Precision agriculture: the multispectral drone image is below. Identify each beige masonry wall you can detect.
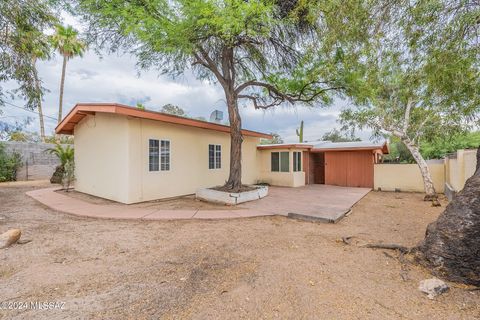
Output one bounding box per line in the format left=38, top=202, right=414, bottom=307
left=374, top=162, right=445, bottom=193
left=445, top=149, right=477, bottom=191
left=74, top=113, right=262, bottom=204
left=374, top=149, right=478, bottom=195
left=257, top=148, right=305, bottom=187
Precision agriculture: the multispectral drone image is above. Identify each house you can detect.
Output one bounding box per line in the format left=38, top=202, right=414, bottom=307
left=56, top=103, right=388, bottom=204
left=257, top=141, right=389, bottom=188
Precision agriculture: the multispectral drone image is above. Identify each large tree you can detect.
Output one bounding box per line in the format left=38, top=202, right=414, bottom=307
left=75, top=0, right=367, bottom=191
left=51, top=25, right=86, bottom=123
left=341, top=0, right=480, bottom=286
left=30, top=33, right=51, bottom=142
left=0, top=0, right=57, bottom=112
left=340, top=1, right=479, bottom=203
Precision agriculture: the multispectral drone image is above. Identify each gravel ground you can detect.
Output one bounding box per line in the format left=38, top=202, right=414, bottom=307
left=0, top=181, right=478, bottom=319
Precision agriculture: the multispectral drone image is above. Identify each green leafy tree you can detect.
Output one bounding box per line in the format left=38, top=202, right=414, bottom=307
left=421, top=132, right=480, bottom=160
left=340, top=1, right=479, bottom=203
left=321, top=128, right=360, bottom=143
left=51, top=25, right=87, bottom=123
left=75, top=0, right=364, bottom=191
left=337, top=0, right=480, bottom=286
left=161, top=104, right=187, bottom=117
left=260, top=133, right=283, bottom=145
left=0, top=0, right=57, bottom=111
left=383, top=139, right=415, bottom=163
left=8, top=131, right=40, bottom=143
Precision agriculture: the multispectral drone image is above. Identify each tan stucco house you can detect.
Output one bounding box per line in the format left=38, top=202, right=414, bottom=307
left=56, top=103, right=388, bottom=204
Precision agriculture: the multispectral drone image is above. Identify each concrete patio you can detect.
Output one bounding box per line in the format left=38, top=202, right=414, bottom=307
left=26, top=185, right=370, bottom=222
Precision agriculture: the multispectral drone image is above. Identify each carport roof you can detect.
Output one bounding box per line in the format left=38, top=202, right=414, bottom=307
left=257, top=141, right=389, bottom=153
left=311, top=141, right=389, bottom=153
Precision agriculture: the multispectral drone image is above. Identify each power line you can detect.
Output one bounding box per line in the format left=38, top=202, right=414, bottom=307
left=2, top=101, right=58, bottom=122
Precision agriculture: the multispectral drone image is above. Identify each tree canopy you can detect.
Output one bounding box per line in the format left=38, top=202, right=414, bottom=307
left=161, top=104, right=187, bottom=117
left=322, top=128, right=360, bottom=143
left=0, top=0, right=57, bottom=110
left=339, top=0, right=480, bottom=200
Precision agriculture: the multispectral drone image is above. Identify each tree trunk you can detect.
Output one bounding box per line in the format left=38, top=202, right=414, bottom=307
left=58, top=55, right=67, bottom=124
left=402, top=138, right=439, bottom=204
left=224, top=90, right=243, bottom=191
left=32, top=57, right=45, bottom=142
left=418, top=148, right=480, bottom=286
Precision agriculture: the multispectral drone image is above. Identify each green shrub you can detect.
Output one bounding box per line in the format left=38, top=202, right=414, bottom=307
left=46, top=144, right=74, bottom=166
left=0, top=143, right=22, bottom=182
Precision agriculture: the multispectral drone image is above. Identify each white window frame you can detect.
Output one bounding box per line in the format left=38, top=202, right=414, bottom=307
left=293, top=151, right=302, bottom=172
left=160, top=139, right=171, bottom=171
left=209, top=144, right=221, bottom=169
left=148, top=138, right=171, bottom=172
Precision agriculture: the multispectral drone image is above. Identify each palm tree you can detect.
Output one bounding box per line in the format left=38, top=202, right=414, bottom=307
left=46, top=143, right=74, bottom=166
left=30, top=37, right=51, bottom=142
left=46, top=143, right=74, bottom=186
left=50, top=25, right=86, bottom=124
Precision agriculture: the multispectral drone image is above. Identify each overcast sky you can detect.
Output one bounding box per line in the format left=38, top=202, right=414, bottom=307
left=1, top=13, right=372, bottom=143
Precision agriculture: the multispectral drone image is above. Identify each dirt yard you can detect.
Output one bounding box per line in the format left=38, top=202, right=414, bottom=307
left=0, top=182, right=478, bottom=319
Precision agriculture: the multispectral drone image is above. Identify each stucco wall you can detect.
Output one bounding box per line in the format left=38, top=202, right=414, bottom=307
left=74, top=114, right=262, bottom=203
left=257, top=148, right=306, bottom=187
left=74, top=114, right=130, bottom=202
left=374, top=162, right=445, bottom=193
left=445, top=149, right=477, bottom=191
left=126, top=117, right=261, bottom=203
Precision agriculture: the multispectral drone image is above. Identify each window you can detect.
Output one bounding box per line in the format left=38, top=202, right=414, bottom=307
left=160, top=140, right=170, bottom=171
left=293, top=152, right=302, bottom=172
left=271, top=152, right=289, bottom=172
left=271, top=152, right=280, bottom=172
left=149, top=139, right=170, bottom=172
left=209, top=144, right=221, bottom=169
left=149, top=139, right=159, bottom=171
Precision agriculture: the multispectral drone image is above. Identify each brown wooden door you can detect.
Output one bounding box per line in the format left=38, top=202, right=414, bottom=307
left=312, top=153, right=325, bottom=184
left=324, top=151, right=373, bottom=188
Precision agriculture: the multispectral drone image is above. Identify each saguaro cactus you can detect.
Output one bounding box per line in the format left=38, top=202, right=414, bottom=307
left=296, top=120, right=304, bottom=143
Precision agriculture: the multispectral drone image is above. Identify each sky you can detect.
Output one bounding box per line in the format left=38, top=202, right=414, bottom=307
left=1, top=14, right=372, bottom=143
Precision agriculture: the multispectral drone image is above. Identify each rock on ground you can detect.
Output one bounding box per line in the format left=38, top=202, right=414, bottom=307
left=0, top=229, right=21, bottom=249
left=419, top=278, right=449, bottom=299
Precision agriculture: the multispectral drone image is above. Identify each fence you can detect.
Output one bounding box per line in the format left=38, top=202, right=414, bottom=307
left=374, top=149, right=477, bottom=199
left=2, top=141, right=61, bottom=181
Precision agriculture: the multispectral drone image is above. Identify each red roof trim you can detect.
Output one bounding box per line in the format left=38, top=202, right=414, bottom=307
left=257, top=144, right=313, bottom=150
left=56, top=103, right=273, bottom=139
left=310, top=143, right=389, bottom=154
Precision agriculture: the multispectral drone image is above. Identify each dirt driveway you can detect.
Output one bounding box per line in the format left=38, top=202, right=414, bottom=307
left=0, top=182, right=478, bottom=319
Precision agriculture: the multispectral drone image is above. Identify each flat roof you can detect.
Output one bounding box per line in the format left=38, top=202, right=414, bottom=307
left=311, top=141, right=389, bottom=153
left=257, top=143, right=314, bottom=150
left=257, top=141, right=389, bottom=153
left=55, top=103, right=273, bottom=139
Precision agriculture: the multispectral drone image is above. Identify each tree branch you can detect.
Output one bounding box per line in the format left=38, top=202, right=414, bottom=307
left=403, top=98, right=414, bottom=135
left=195, top=46, right=227, bottom=88
left=235, top=79, right=343, bottom=109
